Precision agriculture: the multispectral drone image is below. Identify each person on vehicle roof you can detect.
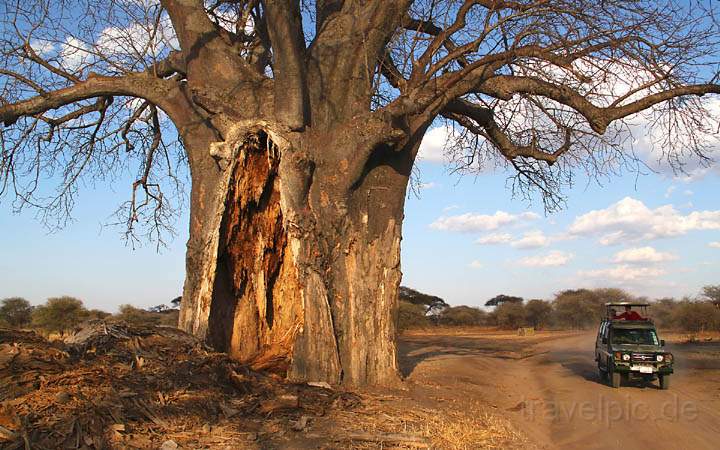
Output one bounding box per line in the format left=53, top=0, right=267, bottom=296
left=615, top=305, right=642, bottom=320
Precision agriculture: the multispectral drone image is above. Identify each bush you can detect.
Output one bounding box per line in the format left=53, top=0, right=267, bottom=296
left=551, top=289, right=608, bottom=329
left=673, top=300, right=720, bottom=332
left=114, top=304, right=162, bottom=326
left=495, top=302, right=526, bottom=329
left=32, top=296, right=87, bottom=335
left=0, top=297, right=33, bottom=328
left=438, top=306, right=486, bottom=326
left=397, top=301, right=428, bottom=330
left=525, top=299, right=552, bottom=329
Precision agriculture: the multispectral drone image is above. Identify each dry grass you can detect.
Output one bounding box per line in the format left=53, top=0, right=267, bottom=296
left=662, top=330, right=720, bottom=344
left=324, top=393, right=525, bottom=449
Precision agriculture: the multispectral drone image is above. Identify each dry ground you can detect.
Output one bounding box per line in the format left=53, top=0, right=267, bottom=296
left=399, top=328, right=720, bottom=450
left=3, top=325, right=718, bottom=449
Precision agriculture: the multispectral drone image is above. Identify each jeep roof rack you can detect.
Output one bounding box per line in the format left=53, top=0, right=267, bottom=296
left=604, top=302, right=650, bottom=306
left=605, top=302, right=652, bottom=322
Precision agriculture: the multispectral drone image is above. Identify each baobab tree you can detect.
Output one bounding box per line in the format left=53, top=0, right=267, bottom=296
left=1, top=0, right=719, bottom=385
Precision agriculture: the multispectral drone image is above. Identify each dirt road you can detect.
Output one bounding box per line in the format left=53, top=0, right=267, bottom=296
left=399, top=331, right=720, bottom=450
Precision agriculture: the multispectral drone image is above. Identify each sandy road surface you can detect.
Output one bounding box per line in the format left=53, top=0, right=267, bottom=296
left=399, top=331, right=720, bottom=450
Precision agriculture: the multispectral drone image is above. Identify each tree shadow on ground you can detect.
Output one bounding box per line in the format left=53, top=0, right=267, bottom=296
left=397, top=335, right=532, bottom=378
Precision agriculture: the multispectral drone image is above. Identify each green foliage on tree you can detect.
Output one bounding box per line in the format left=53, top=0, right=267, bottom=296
left=0, top=297, right=33, bottom=328
left=32, top=296, right=87, bottom=335
left=485, top=294, right=524, bottom=307
left=438, top=306, right=486, bottom=326
left=397, top=301, right=429, bottom=331
left=114, top=304, right=162, bottom=327
left=551, top=289, right=607, bottom=330
left=399, top=286, right=448, bottom=315
left=494, top=302, right=527, bottom=329
left=86, top=309, right=112, bottom=320
left=674, top=300, right=720, bottom=332
left=524, top=299, right=553, bottom=329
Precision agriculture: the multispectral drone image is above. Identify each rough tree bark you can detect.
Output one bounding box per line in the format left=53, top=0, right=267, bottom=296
left=178, top=124, right=418, bottom=385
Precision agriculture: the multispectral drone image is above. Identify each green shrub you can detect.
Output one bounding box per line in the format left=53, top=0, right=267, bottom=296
left=114, top=304, right=162, bottom=326
left=0, top=297, right=33, bottom=328
left=438, top=305, right=486, bottom=326
left=524, top=299, right=552, bottom=329
left=398, top=301, right=428, bottom=330
left=32, top=296, right=87, bottom=335
left=495, top=302, right=527, bottom=329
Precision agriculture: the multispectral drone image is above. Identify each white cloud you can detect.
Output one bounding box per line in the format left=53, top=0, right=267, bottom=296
left=684, top=190, right=694, bottom=196
left=431, top=211, right=539, bottom=232
left=612, top=246, right=676, bottom=264
left=96, top=16, right=178, bottom=62
left=418, top=182, right=438, bottom=190
left=569, top=197, right=720, bottom=245
left=30, top=39, right=55, bottom=56
left=709, top=241, right=720, bottom=248
left=579, top=265, right=666, bottom=282
left=59, top=37, right=91, bottom=72
left=511, top=230, right=551, bottom=249
left=417, top=126, right=450, bottom=163
left=443, top=204, right=460, bottom=212
left=518, top=250, right=573, bottom=267
left=475, top=233, right=513, bottom=245
left=664, top=185, right=676, bottom=198
left=469, top=260, right=484, bottom=269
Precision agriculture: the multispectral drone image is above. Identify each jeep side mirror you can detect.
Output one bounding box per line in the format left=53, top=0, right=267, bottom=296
left=660, top=339, right=665, bottom=346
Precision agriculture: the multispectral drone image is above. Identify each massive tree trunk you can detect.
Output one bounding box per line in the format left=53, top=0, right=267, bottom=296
left=178, top=125, right=414, bottom=385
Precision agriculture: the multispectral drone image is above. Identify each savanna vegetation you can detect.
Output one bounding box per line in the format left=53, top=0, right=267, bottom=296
left=0, top=296, right=179, bottom=336
left=397, top=284, right=720, bottom=333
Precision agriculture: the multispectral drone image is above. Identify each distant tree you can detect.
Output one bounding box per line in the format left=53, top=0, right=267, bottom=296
left=0, top=297, right=33, bottom=328
left=551, top=289, right=607, bottom=329
left=650, top=298, right=680, bottom=329
left=32, top=296, right=87, bottom=336
left=158, top=309, right=180, bottom=327
left=115, top=304, right=161, bottom=327
left=700, top=285, right=720, bottom=307
left=495, top=302, right=527, bottom=329
left=397, top=301, right=429, bottom=331
left=592, top=288, right=634, bottom=304
left=170, top=297, right=182, bottom=308
left=438, top=306, right=486, bottom=327
left=674, top=300, right=720, bottom=332
left=525, top=299, right=552, bottom=329
left=399, top=287, right=448, bottom=315
left=485, top=294, right=524, bottom=307
left=86, top=309, right=112, bottom=320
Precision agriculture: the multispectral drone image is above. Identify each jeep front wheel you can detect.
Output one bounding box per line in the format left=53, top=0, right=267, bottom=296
left=659, top=375, right=670, bottom=390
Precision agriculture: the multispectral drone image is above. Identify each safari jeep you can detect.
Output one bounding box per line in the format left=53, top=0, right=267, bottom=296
left=594, top=302, right=674, bottom=389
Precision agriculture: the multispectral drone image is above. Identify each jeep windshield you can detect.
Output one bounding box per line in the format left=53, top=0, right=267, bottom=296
left=611, top=328, right=659, bottom=346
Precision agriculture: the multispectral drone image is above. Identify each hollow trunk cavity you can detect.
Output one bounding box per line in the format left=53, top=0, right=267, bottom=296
left=180, top=131, right=407, bottom=386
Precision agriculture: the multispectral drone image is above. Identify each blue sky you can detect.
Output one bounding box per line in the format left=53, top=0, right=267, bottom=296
left=1, top=124, right=718, bottom=312
left=1, top=1, right=718, bottom=311
left=404, top=148, right=719, bottom=307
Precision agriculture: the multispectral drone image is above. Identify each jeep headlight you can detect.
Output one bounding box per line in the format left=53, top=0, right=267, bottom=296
left=622, top=353, right=631, bottom=361
left=656, top=354, right=664, bottom=362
